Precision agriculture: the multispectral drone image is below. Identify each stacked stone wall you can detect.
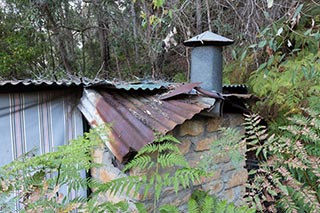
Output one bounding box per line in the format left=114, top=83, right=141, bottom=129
left=91, top=113, right=248, bottom=211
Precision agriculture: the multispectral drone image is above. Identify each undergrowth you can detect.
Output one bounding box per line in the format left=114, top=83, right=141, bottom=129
left=188, top=190, right=255, bottom=213
left=0, top=127, right=101, bottom=212
left=245, top=109, right=320, bottom=212
left=95, top=134, right=207, bottom=212
left=0, top=125, right=130, bottom=212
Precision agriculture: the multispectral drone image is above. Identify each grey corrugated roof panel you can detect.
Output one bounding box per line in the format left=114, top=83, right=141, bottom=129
left=0, top=79, right=80, bottom=87
left=184, top=31, right=234, bottom=47
left=223, top=84, right=247, bottom=88
left=0, top=79, right=173, bottom=92
left=78, top=84, right=216, bottom=163
left=113, top=82, right=171, bottom=91
left=223, top=84, right=248, bottom=94
left=0, top=78, right=122, bottom=88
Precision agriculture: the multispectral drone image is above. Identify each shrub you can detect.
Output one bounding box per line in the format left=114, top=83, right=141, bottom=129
left=245, top=109, right=320, bottom=212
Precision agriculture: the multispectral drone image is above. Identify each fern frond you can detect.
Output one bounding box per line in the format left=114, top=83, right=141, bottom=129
left=158, top=152, right=188, bottom=168
left=202, top=195, right=214, bottom=213
left=309, top=156, right=320, bottom=181
left=87, top=199, right=129, bottom=213
left=136, top=137, right=181, bottom=158
left=143, top=176, right=154, bottom=199
left=154, top=173, right=163, bottom=200
left=246, top=109, right=320, bottom=212
left=135, top=143, right=159, bottom=157
left=215, top=199, right=228, bottom=212
left=154, top=135, right=180, bottom=144
left=296, top=187, right=320, bottom=210
left=284, top=157, right=308, bottom=170
left=124, top=155, right=154, bottom=171
left=188, top=198, right=200, bottom=213
left=96, top=175, right=145, bottom=198
left=134, top=202, right=147, bottom=213
left=157, top=142, right=181, bottom=153
left=244, top=113, right=268, bottom=154
left=159, top=204, right=180, bottom=213
left=171, top=168, right=206, bottom=192
left=278, top=196, right=298, bottom=213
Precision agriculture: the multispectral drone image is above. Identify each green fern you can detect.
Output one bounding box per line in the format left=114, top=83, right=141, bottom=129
left=245, top=109, right=320, bottom=212
left=159, top=204, right=180, bottom=213
left=188, top=190, right=255, bottom=213
left=97, top=134, right=207, bottom=212
left=0, top=125, right=128, bottom=212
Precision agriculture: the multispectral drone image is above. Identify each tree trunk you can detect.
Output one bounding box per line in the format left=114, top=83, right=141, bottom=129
left=131, top=1, right=139, bottom=62
left=37, top=2, right=74, bottom=74
left=94, top=1, right=110, bottom=77
left=62, top=0, right=76, bottom=67
left=142, top=1, right=155, bottom=78
left=196, top=0, right=203, bottom=34
left=97, top=19, right=110, bottom=75
left=205, top=0, right=212, bottom=31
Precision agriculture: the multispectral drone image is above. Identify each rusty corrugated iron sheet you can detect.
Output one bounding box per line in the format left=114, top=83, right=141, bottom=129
left=159, top=82, right=201, bottom=100
left=78, top=85, right=216, bottom=162
left=195, top=87, right=225, bottom=100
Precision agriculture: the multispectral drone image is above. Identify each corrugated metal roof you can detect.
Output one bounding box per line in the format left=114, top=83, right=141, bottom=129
left=0, top=79, right=113, bottom=87
left=0, top=79, right=172, bottom=92
left=78, top=85, right=216, bottom=162
left=113, top=82, right=170, bottom=91
left=0, top=79, right=248, bottom=93
left=160, top=82, right=201, bottom=100
left=223, top=84, right=248, bottom=95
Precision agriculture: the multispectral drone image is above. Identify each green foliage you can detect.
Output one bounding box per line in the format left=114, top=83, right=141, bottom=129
left=243, top=114, right=268, bottom=159
left=96, top=134, right=207, bottom=212
left=246, top=2, right=320, bottom=121
left=158, top=204, right=180, bottom=213
left=225, top=2, right=320, bottom=123
left=245, top=109, right=320, bottom=212
left=188, top=190, right=256, bottom=213
left=0, top=126, right=128, bottom=212
left=172, top=72, right=187, bottom=83
left=86, top=199, right=130, bottom=213
left=223, top=47, right=256, bottom=84
left=0, top=7, right=46, bottom=78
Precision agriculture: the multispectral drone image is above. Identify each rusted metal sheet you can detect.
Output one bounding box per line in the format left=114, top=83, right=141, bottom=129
left=79, top=87, right=216, bottom=163
left=195, top=87, right=224, bottom=100
left=159, top=82, right=201, bottom=100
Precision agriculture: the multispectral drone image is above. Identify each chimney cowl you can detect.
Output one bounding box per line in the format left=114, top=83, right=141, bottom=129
left=184, top=31, right=234, bottom=47
left=184, top=31, right=234, bottom=117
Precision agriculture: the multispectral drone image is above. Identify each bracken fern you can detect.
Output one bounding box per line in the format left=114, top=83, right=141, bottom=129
left=245, top=109, right=320, bottom=212
left=96, top=134, right=206, bottom=212
left=188, top=190, right=255, bottom=213
left=0, top=125, right=129, bottom=212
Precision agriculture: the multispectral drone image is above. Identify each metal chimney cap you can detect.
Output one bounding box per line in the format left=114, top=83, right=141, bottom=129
left=183, top=31, right=234, bottom=47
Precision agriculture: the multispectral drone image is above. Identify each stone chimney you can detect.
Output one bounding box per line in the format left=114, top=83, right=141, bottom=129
left=183, top=31, right=234, bottom=93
